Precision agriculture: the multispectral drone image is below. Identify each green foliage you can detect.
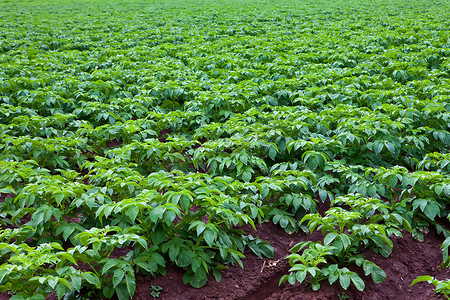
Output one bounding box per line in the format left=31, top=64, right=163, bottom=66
left=411, top=276, right=450, bottom=299
left=338, top=292, right=350, bottom=300
left=280, top=195, right=396, bottom=291
left=279, top=241, right=381, bottom=291
left=150, top=285, right=162, bottom=298
left=442, top=236, right=450, bottom=269
left=0, top=242, right=92, bottom=300
left=0, top=0, right=449, bottom=297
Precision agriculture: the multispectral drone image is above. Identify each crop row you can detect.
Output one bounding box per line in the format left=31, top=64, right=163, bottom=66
left=0, top=0, right=449, bottom=299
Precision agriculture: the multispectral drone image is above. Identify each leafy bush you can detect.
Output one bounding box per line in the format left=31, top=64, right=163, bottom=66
left=0, top=0, right=449, bottom=298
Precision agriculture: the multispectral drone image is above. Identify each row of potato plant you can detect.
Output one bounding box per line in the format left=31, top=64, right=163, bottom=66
left=1, top=0, right=449, bottom=298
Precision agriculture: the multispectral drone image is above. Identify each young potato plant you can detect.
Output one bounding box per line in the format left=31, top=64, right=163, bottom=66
left=281, top=195, right=412, bottom=291
left=259, top=170, right=317, bottom=233
left=365, top=166, right=448, bottom=241
left=0, top=242, right=93, bottom=300
left=93, top=174, right=274, bottom=288
left=279, top=241, right=376, bottom=292
left=69, top=226, right=150, bottom=300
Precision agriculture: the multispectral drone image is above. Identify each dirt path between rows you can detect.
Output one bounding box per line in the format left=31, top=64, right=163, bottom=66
left=136, top=222, right=449, bottom=300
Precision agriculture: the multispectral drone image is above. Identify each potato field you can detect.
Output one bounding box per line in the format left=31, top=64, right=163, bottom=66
left=0, top=0, right=449, bottom=299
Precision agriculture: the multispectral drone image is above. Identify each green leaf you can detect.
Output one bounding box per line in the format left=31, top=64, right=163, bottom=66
left=279, top=216, right=289, bottom=228
left=176, top=248, right=194, bottom=268
left=411, top=276, right=433, bottom=286
left=373, top=141, right=383, bottom=154
left=183, top=269, right=207, bottom=288
left=72, top=275, right=82, bottom=291
left=83, top=272, right=100, bottom=288
left=423, top=200, right=440, bottom=220
left=339, top=273, right=351, bottom=290
left=319, top=189, right=328, bottom=202
left=239, top=153, right=248, bottom=165
left=58, top=277, right=72, bottom=290
left=434, top=184, right=444, bottom=196
left=48, top=277, right=58, bottom=289
left=288, top=273, right=296, bottom=285
left=56, top=283, right=69, bottom=300
left=10, top=295, right=27, bottom=300
left=169, top=244, right=180, bottom=261
left=103, top=285, right=115, bottom=298
left=125, top=274, right=136, bottom=297
left=0, top=269, right=8, bottom=284
left=58, top=252, right=77, bottom=265
left=371, top=265, right=386, bottom=283
left=150, top=225, right=167, bottom=245
left=368, top=185, right=377, bottom=198
left=295, top=270, right=307, bottom=283
left=349, top=273, right=365, bottom=291
left=203, top=230, right=217, bottom=246
left=113, top=269, right=125, bottom=288
left=125, top=206, right=139, bottom=223
left=149, top=206, right=165, bottom=223
left=242, top=171, right=252, bottom=182
left=213, top=268, right=222, bottom=282
left=259, top=243, right=274, bottom=258
left=328, top=269, right=339, bottom=285
left=195, top=222, right=206, bottom=236
left=55, top=193, right=64, bottom=206
left=115, top=283, right=130, bottom=300
left=324, top=233, right=338, bottom=245
left=441, top=237, right=450, bottom=251
left=307, top=267, right=317, bottom=277
left=339, top=234, right=351, bottom=250
left=307, top=156, right=319, bottom=171
left=164, top=209, right=176, bottom=226
left=62, top=226, right=75, bottom=241
left=191, top=257, right=201, bottom=272
left=268, top=147, right=277, bottom=160
left=385, top=142, right=395, bottom=154
left=180, top=195, right=191, bottom=211
left=102, top=259, right=119, bottom=274
left=388, top=176, right=398, bottom=188
left=279, top=274, right=289, bottom=285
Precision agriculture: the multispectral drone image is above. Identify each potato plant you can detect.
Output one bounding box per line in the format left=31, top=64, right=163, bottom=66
left=0, top=0, right=449, bottom=298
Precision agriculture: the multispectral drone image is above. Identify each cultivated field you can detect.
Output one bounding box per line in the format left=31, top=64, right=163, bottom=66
left=0, top=0, right=449, bottom=299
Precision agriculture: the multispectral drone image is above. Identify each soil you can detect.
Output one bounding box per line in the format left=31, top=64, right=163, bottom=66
left=133, top=222, right=449, bottom=300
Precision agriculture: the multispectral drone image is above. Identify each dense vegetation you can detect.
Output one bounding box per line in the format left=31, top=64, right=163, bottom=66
left=0, top=0, right=449, bottom=299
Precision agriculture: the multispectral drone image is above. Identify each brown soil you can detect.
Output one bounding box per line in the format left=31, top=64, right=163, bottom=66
left=133, top=222, right=449, bottom=300
left=105, top=139, right=123, bottom=149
